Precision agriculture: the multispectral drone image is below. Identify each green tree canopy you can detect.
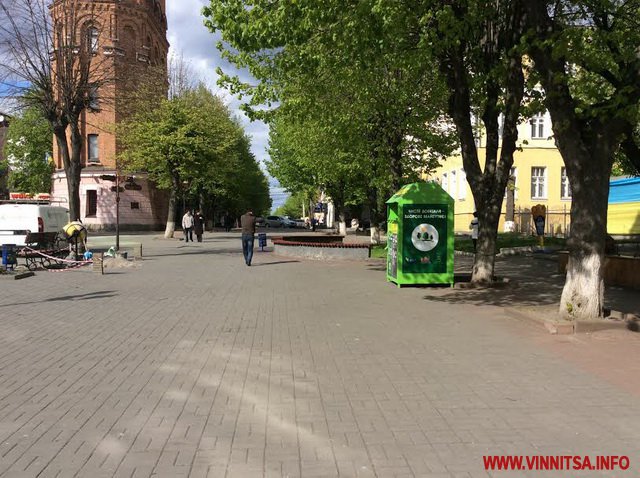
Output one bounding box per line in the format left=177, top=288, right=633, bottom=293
left=2, top=105, right=54, bottom=194
left=204, top=0, right=456, bottom=228
left=119, top=83, right=270, bottom=235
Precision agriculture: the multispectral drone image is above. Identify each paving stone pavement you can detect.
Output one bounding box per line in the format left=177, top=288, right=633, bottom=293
left=1, top=233, right=639, bottom=478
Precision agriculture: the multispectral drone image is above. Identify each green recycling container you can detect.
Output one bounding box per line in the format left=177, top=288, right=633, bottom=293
left=386, top=182, right=454, bottom=286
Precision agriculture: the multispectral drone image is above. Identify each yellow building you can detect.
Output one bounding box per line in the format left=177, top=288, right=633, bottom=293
left=427, top=111, right=572, bottom=234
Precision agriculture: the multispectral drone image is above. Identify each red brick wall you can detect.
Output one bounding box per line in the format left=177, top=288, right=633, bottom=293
left=51, top=0, right=169, bottom=170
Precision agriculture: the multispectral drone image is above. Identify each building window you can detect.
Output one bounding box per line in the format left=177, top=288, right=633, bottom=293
left=530, top=112, right=545, bottom=139
left=442, top=173, right=448, bottom=193
left=86, top=190, right=97, bottom=217
left=131, top=201, right=140, bottom=210
left=88, top=27, right=99, bottom=53
left=459, top=169, right=467, bottom=200
left=561, top=167, right=572, bottom=199
left=88, top=85, right=99, bottom=110
left=531, top=167, right=547, bottom=199
left=88, top=134, right=99, bottom=163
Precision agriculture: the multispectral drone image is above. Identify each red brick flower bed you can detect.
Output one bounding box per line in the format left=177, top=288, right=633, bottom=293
left=272, top=236, right=370, bottom=249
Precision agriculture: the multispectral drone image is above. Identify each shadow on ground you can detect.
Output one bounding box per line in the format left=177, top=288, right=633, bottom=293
left=0, top=290, right=118, bottom=308
left=251, top=260, right=300, bottom=267
left=423, top=254, right=565, bottom=308
left=415, top=254, right=640, bottom=315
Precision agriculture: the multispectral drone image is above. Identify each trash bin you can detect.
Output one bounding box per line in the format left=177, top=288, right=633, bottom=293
left=2, top=244, right=17, bottom=270
left=258, top=233, right=267, bottom=251
left=386, top=182, right=455, bottom=287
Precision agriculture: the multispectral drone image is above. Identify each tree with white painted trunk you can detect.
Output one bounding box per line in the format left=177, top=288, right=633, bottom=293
left=524, top=1, right=640, bottom=319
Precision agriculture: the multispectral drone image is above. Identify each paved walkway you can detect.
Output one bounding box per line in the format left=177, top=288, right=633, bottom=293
left=0, top=233, right=639, bottom=477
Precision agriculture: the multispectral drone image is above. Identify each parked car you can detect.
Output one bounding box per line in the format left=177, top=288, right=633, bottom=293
left=282, top=216, right=297, bottom=228
left=264, top=215, right=286, bottom=228
left=293, top=218, right=306, bottom=228
left=0, top=202, right=69, bottom=246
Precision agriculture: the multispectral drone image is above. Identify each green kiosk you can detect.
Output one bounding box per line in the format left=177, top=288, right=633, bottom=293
left=386, top=182, right=454, bottom=286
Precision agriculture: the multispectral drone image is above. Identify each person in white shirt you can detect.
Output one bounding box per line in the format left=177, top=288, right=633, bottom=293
left=182, top=209, right=194, bottom=243
left=469, top=211, right=479, bottom=252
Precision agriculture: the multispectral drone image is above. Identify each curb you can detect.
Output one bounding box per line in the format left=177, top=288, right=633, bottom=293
left=505, top=306, right=639, bottom=335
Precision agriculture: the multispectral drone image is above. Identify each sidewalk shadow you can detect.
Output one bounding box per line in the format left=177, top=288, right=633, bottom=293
left=252, top=260, right=300, bottom=267
left=423, top=255, right=565, bottom=308
left=45, top=290, right=118, bottom=302
left=0, top=290, right=118, bottom=308
left=421, top=255, right=640, bottom=315
left=146, top=248, right=246, bottom=258
left=366, top=260, right=386, bottom=272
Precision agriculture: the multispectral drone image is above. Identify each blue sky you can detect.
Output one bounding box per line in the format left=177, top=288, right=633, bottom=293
left=166, top=1, right=287, bottom=212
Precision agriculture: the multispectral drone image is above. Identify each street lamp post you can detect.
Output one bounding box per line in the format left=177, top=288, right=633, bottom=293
left=100, top=166, right=123, bottom=253
left=115, top=167, right=120, bottom=252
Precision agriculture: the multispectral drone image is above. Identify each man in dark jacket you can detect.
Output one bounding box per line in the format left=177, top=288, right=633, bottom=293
left=193, top=210, right=205, bottom=242
left=224, top=213, right=233, bottom=232
left=240, top=209, right=256, bottom=266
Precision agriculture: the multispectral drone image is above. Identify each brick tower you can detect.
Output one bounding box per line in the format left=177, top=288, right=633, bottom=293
left=50, top=0, right=169, bottom=230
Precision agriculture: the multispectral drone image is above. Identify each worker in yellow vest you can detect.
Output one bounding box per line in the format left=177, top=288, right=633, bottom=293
left=62, top=221, right=87, bottom=259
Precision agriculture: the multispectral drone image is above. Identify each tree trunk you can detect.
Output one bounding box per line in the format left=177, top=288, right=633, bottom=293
left=559, top=153, right=610, bottom=319
left=472, top=188, right=503, bottom=283
left=334, top=204, right=347, bottom=236
left=54, top=128, right=80, bottom=221
left=164, top=174, right=179, bottom=239
left=67, top=124, right=83, bottom=221
left=367, top=186, right=385, bottom=245
left=370, top=226, right=381, bottom=244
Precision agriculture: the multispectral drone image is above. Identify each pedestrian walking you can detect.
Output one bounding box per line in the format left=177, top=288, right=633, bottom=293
left=194, top=209, right=205, bottom=243
left=224, top=213, right=233, bottom=232
left=182, top=209, right=194, bottom=242
left=470, top=211, right=479, bottom=252
left=240, top=209, right=256, bottom=266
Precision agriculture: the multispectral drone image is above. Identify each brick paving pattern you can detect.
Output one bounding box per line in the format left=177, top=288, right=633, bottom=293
left=0, top=234, right=639, bottom=477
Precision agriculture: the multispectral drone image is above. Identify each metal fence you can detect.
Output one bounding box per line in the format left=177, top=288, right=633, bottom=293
left=455, top=205, right=571, bottom=236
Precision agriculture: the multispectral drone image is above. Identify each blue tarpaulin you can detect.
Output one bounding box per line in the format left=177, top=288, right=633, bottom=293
left=609, top=177, right=640, bottom=204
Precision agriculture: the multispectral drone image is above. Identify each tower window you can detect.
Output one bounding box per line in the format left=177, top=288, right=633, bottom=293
left=88, top=27, right=99, bottom=53
left=88, top=134, right=99, bottom=163
left=88, top=85, right=99, bottom=110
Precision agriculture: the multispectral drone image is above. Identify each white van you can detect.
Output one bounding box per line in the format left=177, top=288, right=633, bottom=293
left=0, top=203, right=70, bottom=246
